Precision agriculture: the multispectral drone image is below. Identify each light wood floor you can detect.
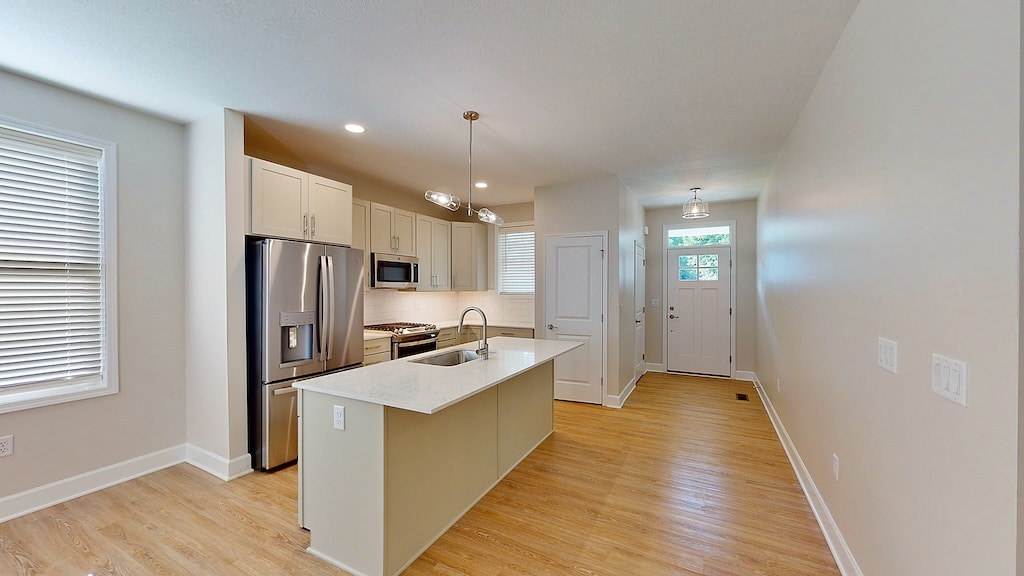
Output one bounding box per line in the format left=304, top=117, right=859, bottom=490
left=0, top=373, right=839, bottom=575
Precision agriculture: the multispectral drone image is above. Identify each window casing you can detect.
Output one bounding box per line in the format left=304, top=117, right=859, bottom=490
left=497, top=224, right=534, bottom=295
left=0, top=117, right=117, bottom=414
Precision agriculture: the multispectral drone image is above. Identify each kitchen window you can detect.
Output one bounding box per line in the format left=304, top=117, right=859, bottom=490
left=0, top=118, right=118, bottom=414
left=498, top=224, right=534, bottom=295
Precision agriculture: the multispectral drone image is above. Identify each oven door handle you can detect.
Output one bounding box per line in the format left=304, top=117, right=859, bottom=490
left=394, top=334, right=439, bottom=348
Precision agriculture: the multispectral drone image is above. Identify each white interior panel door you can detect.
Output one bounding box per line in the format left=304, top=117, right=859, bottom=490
left=666, top=246, right=731, bottom=377
left=634, top=242, right=646, bottom=382
left=544, top=234, right=604, bottom=404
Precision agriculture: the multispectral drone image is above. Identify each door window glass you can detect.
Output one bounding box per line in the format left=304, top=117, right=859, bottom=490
left=679, top=253, right=720, bottom=282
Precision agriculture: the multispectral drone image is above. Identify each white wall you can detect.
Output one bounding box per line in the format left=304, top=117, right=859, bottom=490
left=185, top=110, right=249, bottom=478
left=756, top=1, right=1019, bottom=574
left=645, top=200, right=757, bottom=370
left=0, top=71, right=186, bottom=497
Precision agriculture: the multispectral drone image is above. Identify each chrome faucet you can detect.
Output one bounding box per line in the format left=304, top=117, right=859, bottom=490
left=457, top=306, right=489, bottom=359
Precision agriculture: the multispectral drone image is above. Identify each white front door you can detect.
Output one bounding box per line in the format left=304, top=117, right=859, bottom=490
left=544, top=234, right=605, bottom=404
left=634, top=242, right=646, bottom=382
left=666, top=246, right=731, bottom=377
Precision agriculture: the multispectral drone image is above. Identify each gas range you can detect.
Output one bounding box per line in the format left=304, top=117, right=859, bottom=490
left=365, top=321, right=439, bottom=339
left=365, top=322, right=440, bottom=358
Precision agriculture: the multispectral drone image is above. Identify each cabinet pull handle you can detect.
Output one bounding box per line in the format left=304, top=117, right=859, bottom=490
left=311, top=214, right=316, bottom=236
left=303, top=214, right=308, bottom=236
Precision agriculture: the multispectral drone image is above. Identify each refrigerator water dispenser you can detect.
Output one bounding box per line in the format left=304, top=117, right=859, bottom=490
left=279, top=311, right=315, bottom=363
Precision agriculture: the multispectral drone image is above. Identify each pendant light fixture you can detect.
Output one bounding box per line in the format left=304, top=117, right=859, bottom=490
left=681, top=187, right=710, bottom=219
left=424, top=110, right=503, bottom=225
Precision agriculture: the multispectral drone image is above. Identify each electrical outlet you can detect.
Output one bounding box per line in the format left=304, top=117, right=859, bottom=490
left=832, top=453, right=839, bottom=481
left=333, top=405, right=345, bottom=431
left=0, top=434, right=13, bottom=457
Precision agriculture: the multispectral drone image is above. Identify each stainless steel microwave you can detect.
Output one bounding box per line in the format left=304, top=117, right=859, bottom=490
left=370, top=253, right=419, bottom=289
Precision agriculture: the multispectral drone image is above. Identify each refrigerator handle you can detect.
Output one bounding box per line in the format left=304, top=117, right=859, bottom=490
left=326, top=255, right=336, bottom=360
left=318, top=255, right=329, bottom=361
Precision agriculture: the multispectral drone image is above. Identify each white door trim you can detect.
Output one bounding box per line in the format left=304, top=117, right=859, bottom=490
left=661, top=221, right=737, bottom=378
left=542, top=231, right=608, bottom=405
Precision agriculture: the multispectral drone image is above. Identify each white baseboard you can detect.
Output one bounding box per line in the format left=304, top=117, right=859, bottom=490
left=0, top=444, right=187, bottom=523
left=734, top=370, right=757, bottom=382
left=645, top=362, right=666, bottom=373
left=0, top=443, right=255, bottom=523
left=186, top=444, right=253, bottom=481
left=751, top=374, right=863, bottom=576
left=605, top=373, right=640, bottom=409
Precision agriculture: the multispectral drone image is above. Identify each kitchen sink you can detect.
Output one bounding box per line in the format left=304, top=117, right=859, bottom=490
left=409, top=349, right=482, bottom=366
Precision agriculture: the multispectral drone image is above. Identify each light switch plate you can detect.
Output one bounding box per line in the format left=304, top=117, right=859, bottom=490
left=878, top=337, right=898, bottom=374
left=932, top=353, right=967, bottom=407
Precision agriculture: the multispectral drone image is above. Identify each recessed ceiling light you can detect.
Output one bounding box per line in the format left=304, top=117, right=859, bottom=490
left=475, top=181, right=488, bottom=189
left=344, top=123, right=365, bottom=134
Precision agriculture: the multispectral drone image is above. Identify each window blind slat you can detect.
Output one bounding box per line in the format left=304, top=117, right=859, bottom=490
left=498, top=227, right=535, bottom=295
left=0, top=123, right=106, bottom=392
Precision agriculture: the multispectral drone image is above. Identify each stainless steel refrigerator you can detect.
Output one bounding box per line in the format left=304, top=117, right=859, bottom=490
left=246, top=237, right=364, bottom=470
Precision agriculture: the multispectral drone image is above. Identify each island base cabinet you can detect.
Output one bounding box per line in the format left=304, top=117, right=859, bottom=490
left=299, top=360, right=555, bottom=576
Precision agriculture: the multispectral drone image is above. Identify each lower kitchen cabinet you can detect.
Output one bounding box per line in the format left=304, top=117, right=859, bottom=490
left=457, top=325, right=485, bottom=345
left=364, top=335, right=391, bottom=366
left=486, top=326, right=534, bottom=339
left=437, top=327, right=458, bottom=349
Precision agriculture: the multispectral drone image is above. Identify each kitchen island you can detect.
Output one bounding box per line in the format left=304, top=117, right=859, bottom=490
left=294, top=337, right=581, bottom=576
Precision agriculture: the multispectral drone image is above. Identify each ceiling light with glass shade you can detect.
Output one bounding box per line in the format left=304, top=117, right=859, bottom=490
left=682, top=187, right=710, bottom=219
left=424, top=110, right=503, bottom=225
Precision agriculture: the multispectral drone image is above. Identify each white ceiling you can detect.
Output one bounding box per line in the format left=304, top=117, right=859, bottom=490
left=0, top=1, right=858, bottom=209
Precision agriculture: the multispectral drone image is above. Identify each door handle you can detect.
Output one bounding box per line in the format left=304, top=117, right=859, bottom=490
left=669, top=314, right=678, bottom=319
left=546, top=324, right=557, bottom=330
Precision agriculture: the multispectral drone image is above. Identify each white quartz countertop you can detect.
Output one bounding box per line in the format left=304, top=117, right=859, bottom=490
left=294, top=337, right=581, bottom=414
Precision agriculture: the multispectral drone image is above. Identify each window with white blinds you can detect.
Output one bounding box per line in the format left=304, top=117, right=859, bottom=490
left=498, top=224, right=535, bottom=294
left=0, top=119, right=117, bottom=413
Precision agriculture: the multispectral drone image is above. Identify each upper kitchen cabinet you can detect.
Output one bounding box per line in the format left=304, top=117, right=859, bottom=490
left=451, top=222, right=487, bottom=291
left=416, top=214, right=451, bottom=291
left=249, top=157, right=352, bottom=245
left=370, top=202, right=416, bottom=256
left=308, top=175, right=352, bottom=246
left=352, top=198, right=370, bottom=290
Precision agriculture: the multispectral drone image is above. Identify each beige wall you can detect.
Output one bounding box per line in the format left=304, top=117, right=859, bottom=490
left=644, top=200, right=756, bottom=371
left=756, top=1, right=1019, bottom=574
left=534, top=176, right=644, bottom=401
left=616, top=184, right=645, bottom=391
left=0, top=71, right=187, bottom=496
left=185, top=110, right=249, bottom=475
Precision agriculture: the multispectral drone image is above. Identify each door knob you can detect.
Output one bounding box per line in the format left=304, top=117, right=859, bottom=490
left=669, top=314, right=678, bottom=319
left=546, top=324, right=557, bottom=330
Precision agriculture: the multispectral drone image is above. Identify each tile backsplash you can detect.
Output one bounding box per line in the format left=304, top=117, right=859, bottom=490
left=363, top=290, right=535, bottom=326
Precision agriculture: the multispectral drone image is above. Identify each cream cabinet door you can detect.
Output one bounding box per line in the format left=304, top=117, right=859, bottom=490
left=370, top=202, right=396, bottom=253
left=431, top=219, right=451, bottom=290
left=251, top=158, right=307, bottom=239
left=352, top=198, right=370, bottom=290
left=308, top=175, right=352, bottom=246
left=416, top=216, right=451, bottom=291
left=394, top=208, right=417, bottom=256
left=451, top=222, right=486, bottom=291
